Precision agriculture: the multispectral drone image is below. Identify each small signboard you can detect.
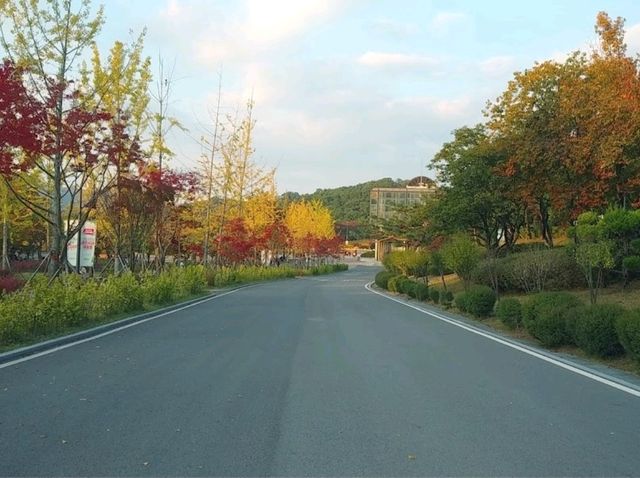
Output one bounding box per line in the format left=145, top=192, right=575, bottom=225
left=67, top=220, right=97, bottom=268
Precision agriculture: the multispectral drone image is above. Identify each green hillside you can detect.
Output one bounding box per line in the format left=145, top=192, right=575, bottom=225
left=281, top=178, right=408, bottom=238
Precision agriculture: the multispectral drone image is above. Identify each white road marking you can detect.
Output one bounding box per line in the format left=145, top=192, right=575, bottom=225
left=365, top=282, right=640, bottom=398
left=0, top=285, right=256, bottom=370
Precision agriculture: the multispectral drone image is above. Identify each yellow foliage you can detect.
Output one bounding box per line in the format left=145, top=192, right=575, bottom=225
left=285, top=200, right=335, bottom=251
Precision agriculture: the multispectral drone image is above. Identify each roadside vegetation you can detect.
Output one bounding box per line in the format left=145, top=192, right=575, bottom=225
left=0, top=263, right=347, bottom=351
left=371, top=13, right=640, bottom=375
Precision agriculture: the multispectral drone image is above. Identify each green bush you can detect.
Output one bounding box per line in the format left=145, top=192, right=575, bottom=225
left=441, top=290, right=454, bottom=307
left=361, top=250, right=375, bottom=258
left=405, top=281, right=418, bottom=298
left=455, top=292, right=470, bottom=312
left=429, top=288, right=440, bottom=304
left=495, top=298, right=522, bottom=329
left=387, top=275, right=402, bottom=293
left=616, top=310, right=640, bottom=363
left=141, top=272, right=175, bottom=305
left=472, top=248, right=583, bottom=293
left=375, top=271, right=395, bottom=290
left=414, top=283, right=429, bottom=301
left=465, top=285, right=497, bottom=318
left=388, top=275, right=412, bottom=294
left=522, top=292, right=584, bottom=347
left=573, top=304, right=625, bottom=357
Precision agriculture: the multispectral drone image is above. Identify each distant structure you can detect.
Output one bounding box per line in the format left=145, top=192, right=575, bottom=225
left=370, top=176, right=437, bottom=260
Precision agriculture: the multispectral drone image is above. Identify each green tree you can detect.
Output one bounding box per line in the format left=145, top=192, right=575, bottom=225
left=430, top=125, right=524, bottom=252
left=441, top=234, right=482, bottom=290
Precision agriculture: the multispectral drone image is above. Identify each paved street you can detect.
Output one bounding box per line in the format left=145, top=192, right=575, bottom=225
left=1, top=266, right=639, bottom=476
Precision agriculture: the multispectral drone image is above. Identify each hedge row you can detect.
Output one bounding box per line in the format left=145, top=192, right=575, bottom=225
left=495, top=293, right=640, bottom=364
left=206, top=263, right=347, bottom=287
left=374, top=271, right=452, bottom=306
left=375, top=272, right=640, bottom=365
left=0, top=266, right=207, bottom=346
left=1, top=263, right=349, bottom=348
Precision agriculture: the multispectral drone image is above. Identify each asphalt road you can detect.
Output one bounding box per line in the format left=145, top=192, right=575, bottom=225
left=1, top=265, right=639, bottom=476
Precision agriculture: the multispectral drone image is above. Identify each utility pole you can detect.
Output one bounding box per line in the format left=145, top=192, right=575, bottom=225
left=203, top=71, right=222, bottom=266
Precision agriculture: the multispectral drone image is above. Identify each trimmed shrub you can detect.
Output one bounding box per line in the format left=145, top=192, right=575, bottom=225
left=465, top=285, right=497, bottom=318
left=387, top=275, right=402, bottom=293
left=375, top=271, right=395, bottom=290
left=441, top=291, right=454, bottom=307
left=361, top=250, right=375, bottom=258
left=455, top=292, right=470, bottom=312
left=405, top=281, right=418, bottom=299
left=414, top=283, right=429, bottom=301
left=495, top=298, right=522, bottom=329
left=522, top=292, right=584, bottom=347
left=573, top=304, right=625, bottom=357
left=617, top=310, right=640, bottom=363
left=429, top=288, right=440, bottom=304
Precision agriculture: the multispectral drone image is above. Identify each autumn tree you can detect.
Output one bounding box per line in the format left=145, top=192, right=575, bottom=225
left=285, top=199, right=335, bottom=255
left=0, top=0, right=108, bottom=274
left=82, top=34, right=152, bottom=272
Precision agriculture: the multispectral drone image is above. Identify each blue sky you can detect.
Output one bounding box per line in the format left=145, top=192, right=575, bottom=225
left=96, top=0, right=640, bottom=193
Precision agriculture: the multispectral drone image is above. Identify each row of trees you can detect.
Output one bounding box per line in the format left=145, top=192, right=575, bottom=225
left=399, top=12, right=640, bottom=253
left=376, top=12, right=640, bottom=304
left=0, top=0, right=340, bottom=276
left=386, top=12, right=640, bottom=254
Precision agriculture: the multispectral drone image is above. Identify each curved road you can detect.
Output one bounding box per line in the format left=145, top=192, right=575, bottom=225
left=1, top=266, right=639, bottom=476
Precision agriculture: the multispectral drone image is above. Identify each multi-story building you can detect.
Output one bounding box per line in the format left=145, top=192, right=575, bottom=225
left=369, top=176, right=437, bottom=260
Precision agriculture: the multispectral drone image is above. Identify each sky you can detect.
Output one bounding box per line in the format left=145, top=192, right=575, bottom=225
left=95, top=0, right=640, bottom=194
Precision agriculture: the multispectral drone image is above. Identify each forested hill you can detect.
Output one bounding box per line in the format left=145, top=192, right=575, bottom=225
left=281, top=178, right=407, bottom=224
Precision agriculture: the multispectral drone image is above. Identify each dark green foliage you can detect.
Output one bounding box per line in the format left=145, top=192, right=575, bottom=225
left=623, top=255, right=640, bottom=273
left=375, top=271, right=395, bottom=290
left=405, top=281, right=418, bottom=299
left=495, top=298, right=523, bottom=329
left=387, top=275, right=403, bottom=293
left=573, top=304, right=625, bottom=357
left=616, top=310, right=640, bottom=363
left=361, top=250, right=375, bottom=258
left=472, top=248, right=584, bottom=293
left=414, top=283, right=429, bottom=301
left=522, top=293, right=584, bottom=347
left=455, top=292, right=470, bottom=312
left=441, top=291, right=454, bottom=306
left=429, top=288, right=440, bottom=304
left=465, top=285, right=497, bottom=318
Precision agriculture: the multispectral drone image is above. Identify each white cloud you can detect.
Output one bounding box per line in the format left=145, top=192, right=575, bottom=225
left=626, top=22, right=640, bottom=56
left=241, top=0, right=344, bottom=47
left=357, top=51, right=439, bottom=70
left=368, top=18, right=418, bottom=38
left=431, top=11, right=468, bottom=34
left=156, top=0, right=352, bottom=67
left=479, top=55, right=515, bottom=77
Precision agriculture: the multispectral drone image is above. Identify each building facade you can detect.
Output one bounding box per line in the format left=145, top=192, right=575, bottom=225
left=370, top=176, right=437, bottom=260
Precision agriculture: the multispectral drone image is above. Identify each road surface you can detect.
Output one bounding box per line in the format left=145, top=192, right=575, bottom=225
left=1, top=266, right=639, bottom=476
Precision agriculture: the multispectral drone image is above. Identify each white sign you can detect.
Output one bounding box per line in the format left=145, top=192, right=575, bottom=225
left=67, top=220, right=97, bottom=268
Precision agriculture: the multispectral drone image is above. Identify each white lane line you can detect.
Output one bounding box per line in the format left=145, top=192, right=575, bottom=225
left=0, top=285, right=256, bottom=370
left=365, top=282, right=640, bottom=398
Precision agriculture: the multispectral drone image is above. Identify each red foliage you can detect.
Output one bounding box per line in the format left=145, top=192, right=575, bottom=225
left=259, top=220, right=291, bottom=252
left=0, top=274, right=25, bottom=294
left=216, top=218, right=257, bottom=264
left=0, top=61, right=45, bottom=175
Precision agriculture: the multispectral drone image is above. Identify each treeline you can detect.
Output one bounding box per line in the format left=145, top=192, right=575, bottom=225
left=0, top=0, right=343, bottom=280
left=282, top=178, right=407, bottom=239
left=387, top=12, right=640, bottom=253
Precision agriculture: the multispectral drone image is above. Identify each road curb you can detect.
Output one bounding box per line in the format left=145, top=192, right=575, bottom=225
left=365, top=282, right=640, bottom=397
left=0, top=288, right=235, bottom=365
